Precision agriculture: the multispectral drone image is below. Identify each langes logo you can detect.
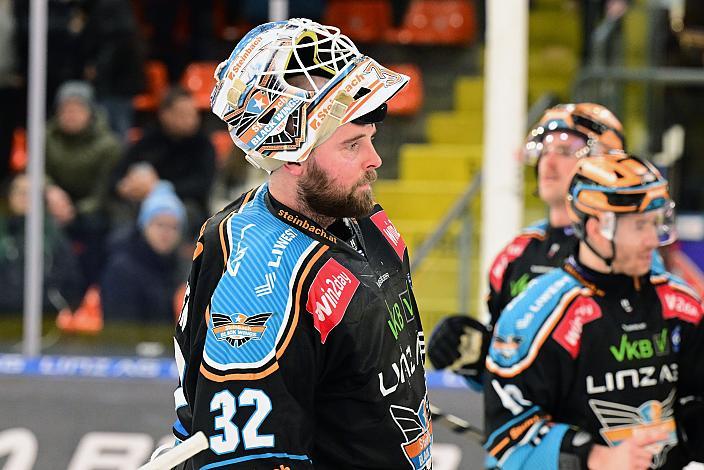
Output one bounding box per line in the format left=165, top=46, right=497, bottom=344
left=306, top=258, right=360, bottom=343
left=211, top=312, right=272, bottom=348
left=370, top=211, right=406, bottom=260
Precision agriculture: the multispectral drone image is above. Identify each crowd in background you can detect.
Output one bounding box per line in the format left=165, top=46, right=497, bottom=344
left=2, top=0, right=704, bottom=328
left=0, top=0, right=266, bottom=326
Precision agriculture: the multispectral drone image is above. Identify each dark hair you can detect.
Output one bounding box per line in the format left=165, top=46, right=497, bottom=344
left=158, top=87, right=193, bottom=112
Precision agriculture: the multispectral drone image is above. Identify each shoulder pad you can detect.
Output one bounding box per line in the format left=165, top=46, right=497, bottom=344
left=369, top=207, right=406, bottom=261
left=486, top=269, right=582, bottom=377
left=201, top=186, right=324, bottom=379
left=653, top=273, right=704, bottom=325
left=521, top=219, right=549, bottom=237
left=651, top=251, right=666, bottom=275
left=489, top=229, right=543, bottom=292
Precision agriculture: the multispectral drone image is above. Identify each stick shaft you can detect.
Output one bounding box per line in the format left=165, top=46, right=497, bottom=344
left=139, top=432, right=208, bottom=470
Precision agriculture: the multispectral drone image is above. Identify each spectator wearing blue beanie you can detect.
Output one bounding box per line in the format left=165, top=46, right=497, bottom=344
left=101, top=182, right=187, bottom=323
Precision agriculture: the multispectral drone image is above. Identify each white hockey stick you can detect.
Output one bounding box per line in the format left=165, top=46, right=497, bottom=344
left=138, top=432, right=208, bottom=470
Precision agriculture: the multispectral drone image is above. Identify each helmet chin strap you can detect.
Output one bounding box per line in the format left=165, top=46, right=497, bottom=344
left=584, top=237, right=616, bottom=271
left=584, top=215, right=617, bottom=271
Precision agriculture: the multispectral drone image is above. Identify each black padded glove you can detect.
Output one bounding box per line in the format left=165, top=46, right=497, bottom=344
left=427, top=315, right=491, bottom=382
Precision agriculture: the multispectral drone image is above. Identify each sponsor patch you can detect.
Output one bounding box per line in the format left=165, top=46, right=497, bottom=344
left=656, top=284, right=703, bottom=324
left=552, top=297, right=602, bottom=359
left=306, top=258, right=360, bottom=343
left=489, top=235, right=533, bottom=292
left=370, top=211, right=406, bottom=260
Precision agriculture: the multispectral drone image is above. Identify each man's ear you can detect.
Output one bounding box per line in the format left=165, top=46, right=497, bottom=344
left=282, top=161, right=304, bottom=176
left=585, top=216, right=604, bottom=243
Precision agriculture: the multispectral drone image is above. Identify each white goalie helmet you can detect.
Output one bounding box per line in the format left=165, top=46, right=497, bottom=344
left=211, top=18, right=409, bottom=172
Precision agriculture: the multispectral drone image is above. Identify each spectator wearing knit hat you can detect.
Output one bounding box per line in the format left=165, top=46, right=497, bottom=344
left=45, top=80, right=122, bottom=290
left=100, top=182, right=187, bottom=323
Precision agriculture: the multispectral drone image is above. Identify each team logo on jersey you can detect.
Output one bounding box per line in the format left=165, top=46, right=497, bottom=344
left=211, top=312, right=273, bottom=348
left=370, top=210, right=406, bottom=260
left=492, top=334, right=522, bottom=360
left=390, top=397, right=433, bottom=470
left=306, top=258, right=360, bottom=343
left=589, top=391, right=677, bottom=468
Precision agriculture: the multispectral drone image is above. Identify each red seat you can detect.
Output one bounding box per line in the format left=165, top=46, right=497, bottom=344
left=9, top=128, right=26, bottom=172
left=133, top=61, right=169, bottom=112
left=126, top=127, right=144, bottom=145
left=387, top=0, right=477, bottom=46
left=323, top=0, right=393, bottom=43
left=210, top=130, right=234, bottom=166
left=387, top=64, right=424, bottom=116
left=181, top=62, right=219, bottom=110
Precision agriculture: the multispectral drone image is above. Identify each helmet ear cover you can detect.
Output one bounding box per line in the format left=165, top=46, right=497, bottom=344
left=598, top=211, right=616, bottom=241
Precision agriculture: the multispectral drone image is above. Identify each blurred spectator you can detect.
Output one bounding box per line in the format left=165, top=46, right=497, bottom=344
left=81, top=0, right=146, bottom=141
left=112, top=87, right=215, bottom=238
left=45, top=80, right=122, bottom=289
left=101, top=181, right=186, bottom=323
left=240, top=0, right=323, bottom=24
left=0, top=0, right=26, bottom=184
left=42, top=0, right=88, bottom=106
left=0, top=173, right=83, bottom=314
left=581, top=0, right=630, bottom=64
left=143, top=0, right=216, bottom=80
left=390, top=0, right=411, bottom=27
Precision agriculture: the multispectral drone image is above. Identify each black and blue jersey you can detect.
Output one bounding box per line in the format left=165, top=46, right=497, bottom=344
left=484, top=256, right=704, bottom=469
left=172, top=184, right=432, bottom=469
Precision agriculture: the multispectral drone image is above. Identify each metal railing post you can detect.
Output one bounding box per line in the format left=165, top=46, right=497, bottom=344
left=458, top=210, right=472, bottom=315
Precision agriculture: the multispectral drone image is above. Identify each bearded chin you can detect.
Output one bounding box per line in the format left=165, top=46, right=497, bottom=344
left=298, top=162, right=376, bottom=220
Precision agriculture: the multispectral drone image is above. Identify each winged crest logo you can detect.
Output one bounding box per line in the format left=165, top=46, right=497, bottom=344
left=589, top=390, right=678, bottom=468
left=211, top=312, right=273, bottom=348
left=390, top=397, right=433, bottom=470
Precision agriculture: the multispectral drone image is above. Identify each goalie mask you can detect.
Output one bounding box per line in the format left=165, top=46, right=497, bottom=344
left=211, top=18, right=409, bottom=172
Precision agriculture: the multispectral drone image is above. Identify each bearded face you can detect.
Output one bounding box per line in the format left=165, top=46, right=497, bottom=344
left=297, top=157, right=378, bottom=219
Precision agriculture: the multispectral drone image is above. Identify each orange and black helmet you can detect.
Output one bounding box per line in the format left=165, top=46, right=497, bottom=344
left=567, top=153, right=675, bottom=246
left=524, top=103, right=626, bottom=165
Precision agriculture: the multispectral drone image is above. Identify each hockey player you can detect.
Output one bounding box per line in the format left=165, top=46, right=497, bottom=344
left=484, top=154, right=704, bottom=469
left=427, top=104, right=626, bottom=384
left=171, top=19, right=432, bottom=469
